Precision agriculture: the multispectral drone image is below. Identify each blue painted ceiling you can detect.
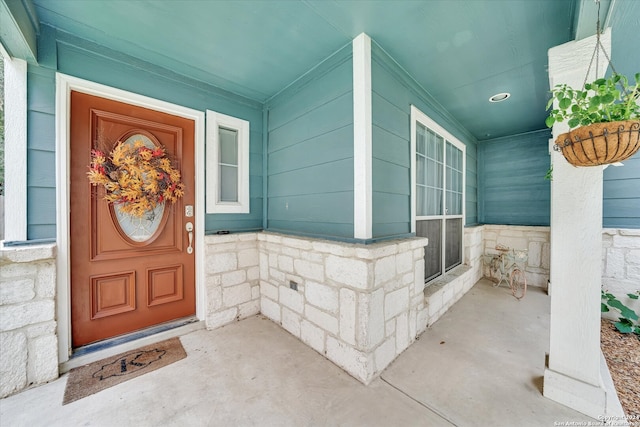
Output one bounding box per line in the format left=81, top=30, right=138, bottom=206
left=30, top=0, right=640, bottom=141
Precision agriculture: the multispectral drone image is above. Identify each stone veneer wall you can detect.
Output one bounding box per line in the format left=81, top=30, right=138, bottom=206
left=258, top=232, right=428, bottom=384
left=0, top=245, right=58, bottom=398
left=482, top=225, right=551, bottom=287
left=602, top=229, right=640, bottom=318
left=204, top=233, right=261, bottom=329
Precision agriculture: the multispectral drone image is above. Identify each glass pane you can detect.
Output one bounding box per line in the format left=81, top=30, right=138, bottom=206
left=114, top=204, right=165, bottom=242
left=416, top=219, right=442, bottom=282
left=417, top=124, right=426, bottom=155
left=220, top=165, right=238, bottom=202
left=435, top=134, right=444, bottom=162
left=416, top=155, right=426, bottom=185
left=445, top=218, right=462, bottom=271
left=219, top=127, right=238, bottom=166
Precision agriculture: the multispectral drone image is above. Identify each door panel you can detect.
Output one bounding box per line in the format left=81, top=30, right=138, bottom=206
left=70, top=91, right=196, bottom=347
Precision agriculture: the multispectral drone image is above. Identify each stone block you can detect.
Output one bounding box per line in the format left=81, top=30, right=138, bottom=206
left=528, top=241, right=542, bottom=268
left=613, top=235, right=640, bottom=249
left=542, top=243, right=551, bottom=269
left=270, top=268, right=285, bottom=283
left=206, top=282, right=223, bottom=312
left=409, top=309, right=417, bottom=341
left=0, top=331, right=27, bottom=398
left=247, top=266, right=260, bottom=281
left=0, top=300, right=55, bottom=332
left=305, top=304, right=338, bottom=335
left=395, top=312, right=409, bottom=353
left=293, top=259, right=324, bottom=282
left=278, top=255, right=294, bottom=273
left=301, top=250, right=323, bottom=263
left=238, top=300, right=260, bottom=319
left=385, top=319, right=395, bottom=337
left=259, top=253, right=269, bottom=278
left=280, top=287, right=304, bottom=314
left=374, top=255, right=396, bottom=286
left=281, top=246, right=301, bottom=258
left=385, top=287, right=409, bottom=320
left=221, top=270, right=247, bottom=287
left=326, top=256, right=369, bottom=289
left=355, top=244, right=397, bottom=260
left=251, top=285, right=260, bottom=300
left=27, top=335, right=58, bottom=385
left=301, top=320, right=325, bottom=354
left=374, top=337, right=396, bottom=373
left=358, top=288, right=385, bottom=349
left=238, top=249, right=259, bottom=268
left=496, top=236, right=527, bottom=251
left=312, top=241, right=355, bottom=258
left=281, top=307, right=301, bottom=338
left=223, top=283, right=252, bottom=307
left=25, top=321, right=56, bottom=338
left=206, top=308, right=237, bottom=330
left=35, top=262, right=56, bottom=299
left=326, top=336, right=371, bottom=384
left=0, top=263, right=37, bottom=279
left=339, top=288, right=356, bottom=345
left=417, top=308, right=428, bottom=334
left=396, top=251, right=413, bottom=274
left=268, top=253, right=278, bottom=268
left=620, top=229, right=640, bottom=237
left=605, top=249, right=625, bottom=279
left=306, top=281, right=338, bottom=314
left=207, top=253, right=237, bottom=274
left=260, top=297, right=280, bottom=322
left=627, top=250, right=640, bottom=265
left=282, top=236, right=313, bottom=250
left=1, top=245, right=55, bottom=264
left=0, top=278, right=35, bottom=305
left=414, top=260, right=425, bottom=294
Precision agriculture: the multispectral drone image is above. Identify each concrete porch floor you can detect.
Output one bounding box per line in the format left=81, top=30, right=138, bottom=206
left=1, top=279, right=595, bottom=426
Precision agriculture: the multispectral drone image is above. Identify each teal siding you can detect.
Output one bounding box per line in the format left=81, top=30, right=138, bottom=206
left=371, top=43, right=478, bottom=238
left=25, top=27, right=264, bottom=239
left=265, top=46, right=354, bottom=239
left=478, top=130, right=551, bottom=226
left=603, top=152, right=640, bottom=229
left=26, top=65, right=56, bottom=239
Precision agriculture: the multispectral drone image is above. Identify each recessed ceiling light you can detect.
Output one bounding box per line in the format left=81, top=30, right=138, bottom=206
left=489, top=92, right=511, bottom=103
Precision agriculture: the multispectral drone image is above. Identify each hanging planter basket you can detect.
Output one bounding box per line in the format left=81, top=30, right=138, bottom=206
left=554, top=120, right=640, bottom=166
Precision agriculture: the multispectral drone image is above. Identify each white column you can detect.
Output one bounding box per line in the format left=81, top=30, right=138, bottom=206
left=353, top=33, right=372, bottom=240
left=3, top=56, right=28, bottom=242
left=543, top=30, right=611, bottom=418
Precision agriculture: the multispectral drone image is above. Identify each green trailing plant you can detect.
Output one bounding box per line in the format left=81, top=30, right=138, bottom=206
left=601, top=290, right=640, bottom=337
left=546, top=73, right=640, bottom=129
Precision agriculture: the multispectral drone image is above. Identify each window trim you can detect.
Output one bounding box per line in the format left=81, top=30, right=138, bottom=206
left=206, top=110, right=250, bottom=214
left=411, top=105, right=466, bottom=281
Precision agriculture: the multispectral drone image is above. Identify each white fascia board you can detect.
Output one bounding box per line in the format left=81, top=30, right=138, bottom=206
left=353, top=33, right=373, bottom=240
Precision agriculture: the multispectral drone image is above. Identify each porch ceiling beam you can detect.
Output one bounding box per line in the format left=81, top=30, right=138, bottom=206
left=0, top=0, right=38, bottom=62
left=572, top=0, right=613, bottom=41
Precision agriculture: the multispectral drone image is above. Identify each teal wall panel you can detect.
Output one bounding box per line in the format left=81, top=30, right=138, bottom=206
left=371, top=43, right=479, bottom=238
left=603, top=153, right=640, bottom=229
left=266, top=46, right=354, bottom=239
left=24, top=27, right=265, bottom=239
left=26, top=64, right=56, bottom=240
left=478, top=130, right=551, bottom=226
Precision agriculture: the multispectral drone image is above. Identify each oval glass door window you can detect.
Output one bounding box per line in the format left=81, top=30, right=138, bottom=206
left=111, top=133, right=167, bottom=243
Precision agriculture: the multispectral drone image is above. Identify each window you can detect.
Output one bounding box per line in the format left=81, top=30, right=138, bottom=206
left=206, top=110, right=250, bottom=213
left=411, top=106, right=465, bottom=282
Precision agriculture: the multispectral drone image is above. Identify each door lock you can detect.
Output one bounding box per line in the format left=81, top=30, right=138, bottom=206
left=185, top=222, right=194, bottom=254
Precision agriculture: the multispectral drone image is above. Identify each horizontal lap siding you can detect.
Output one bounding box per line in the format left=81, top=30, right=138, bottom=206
left=27, top=66, right=56, bottom=239
left=371, top=46, right=478, bottom=238
left=266, top=52, right=354, bottom=238
left=478, top=130, right=551, bottom=226
left=603, top=153, right=640, bottom=229
left=26, top=27, right=264, bottom=238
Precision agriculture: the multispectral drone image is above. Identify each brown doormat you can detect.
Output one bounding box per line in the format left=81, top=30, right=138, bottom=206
left=63, top=337, right=186, bottom=405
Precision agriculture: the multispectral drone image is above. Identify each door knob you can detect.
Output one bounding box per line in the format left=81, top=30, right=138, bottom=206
left=185, top=222, right=194, bottom=254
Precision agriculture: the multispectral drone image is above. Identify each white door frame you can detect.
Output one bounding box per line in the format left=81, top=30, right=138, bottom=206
left=55, top=73, right=206, bottom=363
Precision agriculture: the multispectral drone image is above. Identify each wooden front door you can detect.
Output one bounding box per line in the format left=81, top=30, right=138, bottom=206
left=70, top=91, right=196, bottom=347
